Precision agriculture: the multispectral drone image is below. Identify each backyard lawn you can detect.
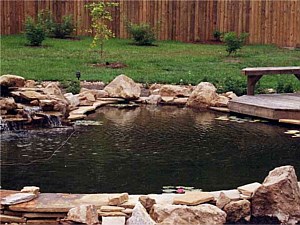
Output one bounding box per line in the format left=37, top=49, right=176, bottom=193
left=1, top=35, right=300, bottom=93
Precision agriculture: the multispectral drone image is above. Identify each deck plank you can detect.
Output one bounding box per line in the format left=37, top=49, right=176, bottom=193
left=228, top=94, right=300, bottom=120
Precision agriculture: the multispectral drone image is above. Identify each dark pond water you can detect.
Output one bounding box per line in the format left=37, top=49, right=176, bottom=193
left=1, top=106, right=299, bottom=194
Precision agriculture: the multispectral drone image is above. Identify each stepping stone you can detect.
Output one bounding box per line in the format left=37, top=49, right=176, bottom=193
left=100, top=206, right=125, bottom=212
left=102, top=216, right=126, bottom=225
left=70, top=106, right=95, bottom=115
left=161, top=96, right=174, bottom=103
left=98, top=211, right=127, bottom=217
left=1, top=193, right=37, bottom=205
left=68, top=114, right=86, bottom=121
left=0, top=214, right=26, bottom=223
left=210, top=189, right=240, bottom=200
left=26, top=219, right=59, bottom=225
left=97, top=97, right=125, bottom=102
left=19, top=91, right=48, bottom=100
left=93, top=100, right=116, bottom=109
left=237, top=182, right=261, bottom=196
left=23, top=212, right=66, bottom=218
left=173, top=192, right=214, bottom=206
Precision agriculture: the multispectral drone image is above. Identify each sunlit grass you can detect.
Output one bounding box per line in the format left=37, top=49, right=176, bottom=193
left=1, top=35, right=300, bottom=91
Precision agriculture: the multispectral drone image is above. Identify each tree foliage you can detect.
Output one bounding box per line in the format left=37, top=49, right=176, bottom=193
left=223, top=32, right=249, bottom=56
left=85, top=1, right=119, bottom=59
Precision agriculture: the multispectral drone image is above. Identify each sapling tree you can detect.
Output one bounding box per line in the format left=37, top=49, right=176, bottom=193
left=85, top=1, right=118, bottom=59
left=223, top=32, right=249, bottom=56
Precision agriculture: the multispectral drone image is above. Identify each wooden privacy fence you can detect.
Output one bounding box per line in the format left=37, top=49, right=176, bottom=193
left=1, top=0, right=300, bottom=47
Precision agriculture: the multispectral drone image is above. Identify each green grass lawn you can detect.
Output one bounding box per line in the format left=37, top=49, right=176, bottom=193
left=1, top=35, right=300, bottom=93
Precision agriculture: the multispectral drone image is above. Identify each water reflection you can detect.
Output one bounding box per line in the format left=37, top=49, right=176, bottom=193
left=1, top=106, right=299, bottom=194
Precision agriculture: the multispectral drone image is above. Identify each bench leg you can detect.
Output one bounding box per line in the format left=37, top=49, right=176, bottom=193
left=247, top=75, right=262, bottom=95
left=295, top=74, right=300, bottom=81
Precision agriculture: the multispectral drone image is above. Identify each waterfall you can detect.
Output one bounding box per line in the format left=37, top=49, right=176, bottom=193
left=44, top=115, right=62, bottom=128
left=0, top=117, right=9, bottom=132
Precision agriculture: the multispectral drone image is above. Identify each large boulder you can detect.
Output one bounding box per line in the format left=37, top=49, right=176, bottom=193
left=126, top=202, right=156, bottom=225
left=187, top=82, right=219, bottom=109
left=159, top=85, right=192, bottom=97
left=104, top=75, right=141, bottom=100
left=252, top=165, right=300, bottom=224
left=67, top=204, right=99, bottom=225
left=150, top=204, right=226, bottom=225
left=223, top=200, right=251, bottom=222
left=0, top=75, right=25, bottom=87
left=173, top=192, right=214, bottom=206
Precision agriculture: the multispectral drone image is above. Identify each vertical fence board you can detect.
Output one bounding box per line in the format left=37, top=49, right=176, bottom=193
left=1, top=0, right=299, bottom=47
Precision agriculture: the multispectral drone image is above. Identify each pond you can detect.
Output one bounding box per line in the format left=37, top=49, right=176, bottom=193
left=1, top=106, right=299, bottom=194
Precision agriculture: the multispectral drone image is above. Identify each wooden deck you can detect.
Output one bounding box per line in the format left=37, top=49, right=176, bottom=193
left=228, top=93, right=300, bottom=120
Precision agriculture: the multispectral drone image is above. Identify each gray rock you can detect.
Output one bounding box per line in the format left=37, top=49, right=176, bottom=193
left=126, top=202, right=156, bottom=225
left=1, top=193, right=37, bottom=205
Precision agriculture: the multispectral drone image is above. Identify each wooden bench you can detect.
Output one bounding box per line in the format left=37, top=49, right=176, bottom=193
left=242, top=66, right=300, bottom=95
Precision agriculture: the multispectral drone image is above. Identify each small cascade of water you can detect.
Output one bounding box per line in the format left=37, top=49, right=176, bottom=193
left=44, top=115, right=62, bottom=128
left=23, top=106, right=42, bottom=119
left=0, top=117, right=10, bottom=132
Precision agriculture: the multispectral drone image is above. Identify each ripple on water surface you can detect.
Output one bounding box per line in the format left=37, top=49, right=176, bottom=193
left=1, top=106, right=299, bottom=194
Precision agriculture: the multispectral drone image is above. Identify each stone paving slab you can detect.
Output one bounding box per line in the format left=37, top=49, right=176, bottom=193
left=69, top=106, right=96, bottom=115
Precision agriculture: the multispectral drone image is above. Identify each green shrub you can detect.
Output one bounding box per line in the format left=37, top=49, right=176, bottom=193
left=223, top=32, right=249, bottom=56
left=51, top=15, right=75, bottom=39
left=218, top=77, right=247, bottom=96
left=37, top=10, right=75, bottom=39
left=276, top=80, right=294, bottom=93
left=213, top=30, right=223, bottom=41
left=24, top=17, right=45, bottom=46
left=127, top=22, right=156, bottom=46
left=61, top=80, right=81, bottom=94
left=37, top=10, right=54, bottom=36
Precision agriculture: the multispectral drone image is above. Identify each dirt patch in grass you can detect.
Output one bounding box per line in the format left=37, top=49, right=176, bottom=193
left=91, top=62, right=128, bottom=69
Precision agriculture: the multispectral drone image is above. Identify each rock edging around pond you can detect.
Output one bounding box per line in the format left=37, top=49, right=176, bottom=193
left=0, top=74, right=237, bottom=130
left=1, top=165, right=300, bottom=225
